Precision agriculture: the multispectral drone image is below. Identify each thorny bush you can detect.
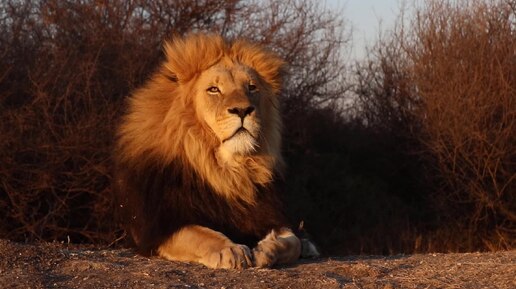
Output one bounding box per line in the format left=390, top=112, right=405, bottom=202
left=0, top=0, right=350, bottom=246
left=354, top=0, right=515, bottom=251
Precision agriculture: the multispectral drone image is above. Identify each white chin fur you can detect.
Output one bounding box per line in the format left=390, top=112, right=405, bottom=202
left=222, top=132, right=258, bottom=155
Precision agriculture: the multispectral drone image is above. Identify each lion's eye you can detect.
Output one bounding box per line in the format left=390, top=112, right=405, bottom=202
left=248, top=84, right=257, bottom=92
left=207, top=86, right=220, bottom=94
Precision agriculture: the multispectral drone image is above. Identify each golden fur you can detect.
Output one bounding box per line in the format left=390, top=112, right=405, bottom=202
left=113, top=33, right=312, bottom=269
left=116, top=33, right=284, bottom=204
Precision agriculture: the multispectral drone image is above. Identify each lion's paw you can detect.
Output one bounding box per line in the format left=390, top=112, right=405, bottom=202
left=253, top=230, right=284, bottom=268
left=204, top=244, right=253, bottom=270
left=253, top=228, right=302, bottom=268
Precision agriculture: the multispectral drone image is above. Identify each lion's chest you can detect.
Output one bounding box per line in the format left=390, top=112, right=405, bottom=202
left=151, top=161, right=287, bottom=246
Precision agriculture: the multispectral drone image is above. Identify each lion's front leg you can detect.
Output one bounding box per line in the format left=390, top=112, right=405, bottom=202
left=252, top=228, right=302, bottom=268
left=157, top=225, right=253, bottom=269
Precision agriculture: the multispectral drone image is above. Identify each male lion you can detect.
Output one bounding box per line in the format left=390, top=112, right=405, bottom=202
left=113, top=33, right=317, bottom=269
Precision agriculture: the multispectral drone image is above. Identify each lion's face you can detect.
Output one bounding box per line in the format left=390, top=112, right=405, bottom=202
left=119, top=33, right=284, bottom=179
left=193, top=59, right=265, bottom=157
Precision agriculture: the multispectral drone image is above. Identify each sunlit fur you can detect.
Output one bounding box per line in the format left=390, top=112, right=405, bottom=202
left=116, top=33, right=284, bottom=205
left=113, top=34, right=307, bottom=267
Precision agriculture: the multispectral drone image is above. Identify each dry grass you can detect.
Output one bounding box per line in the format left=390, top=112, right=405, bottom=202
left=1, top=239, right=515, bottom=288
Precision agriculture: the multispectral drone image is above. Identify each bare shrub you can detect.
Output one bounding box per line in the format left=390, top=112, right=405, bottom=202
left=409, top=0, right=515, bottom=250
left=356, top=0, right=515, bottom=251
left=354, top=34, right=419, bottom=137
left=0, top=0, right=349, bottom=244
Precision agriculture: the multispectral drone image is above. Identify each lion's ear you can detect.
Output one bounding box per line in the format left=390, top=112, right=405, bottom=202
left=163, top=33, right=226, bottom=83
left=230, top=40, right=286, bottom=94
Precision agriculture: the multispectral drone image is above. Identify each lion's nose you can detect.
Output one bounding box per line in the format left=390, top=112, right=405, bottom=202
left=228, top=106, right=255, bottom=119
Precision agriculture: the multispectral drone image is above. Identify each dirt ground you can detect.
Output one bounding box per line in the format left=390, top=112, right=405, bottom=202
left=0, top=239, right=514, bottom=289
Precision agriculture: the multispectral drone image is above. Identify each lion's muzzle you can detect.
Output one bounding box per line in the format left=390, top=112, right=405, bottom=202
left=228, top=106, right=255, bottom=120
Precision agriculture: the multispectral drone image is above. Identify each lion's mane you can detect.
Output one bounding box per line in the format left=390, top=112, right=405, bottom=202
left=113, top=33, right=289, bottom=255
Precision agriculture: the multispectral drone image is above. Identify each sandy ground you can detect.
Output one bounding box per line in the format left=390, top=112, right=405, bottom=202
left=0, top=239, right=514, bottom=289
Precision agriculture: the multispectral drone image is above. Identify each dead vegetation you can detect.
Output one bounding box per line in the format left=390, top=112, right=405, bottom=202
left=354, top=0, right=515, bottom=251
left=0, top=0, right=349, bottom=245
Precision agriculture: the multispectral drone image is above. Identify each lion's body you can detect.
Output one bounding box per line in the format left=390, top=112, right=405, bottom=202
left=114, top=33, right=308, bottom=269
left=114, top=157, right=287, bottom=254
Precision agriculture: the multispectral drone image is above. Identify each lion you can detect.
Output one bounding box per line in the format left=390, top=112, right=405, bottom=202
left=113, top=33, right=318, bottom=269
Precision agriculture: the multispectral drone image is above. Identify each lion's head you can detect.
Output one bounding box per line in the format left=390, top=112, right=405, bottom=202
left=192, top=58, right=263, bottom=157
left=116, top=33, right=285, bottom=203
